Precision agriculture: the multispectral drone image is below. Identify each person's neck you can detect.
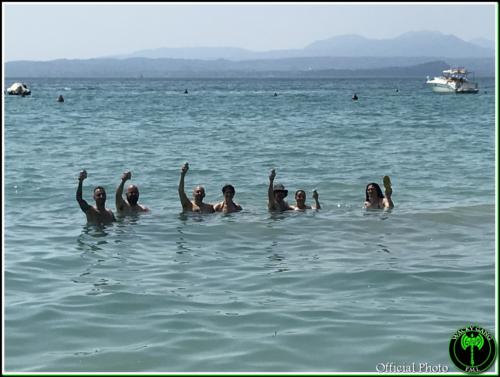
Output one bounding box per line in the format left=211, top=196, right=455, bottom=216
left=369, top=197, right=382, bottom=207
left=96, top=203, right=106, bottom=211
left=194, top=198, right=203, bottom=206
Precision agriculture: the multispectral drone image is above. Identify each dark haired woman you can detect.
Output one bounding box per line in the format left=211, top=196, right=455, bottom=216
left=364, top=177, right=394, bottom=209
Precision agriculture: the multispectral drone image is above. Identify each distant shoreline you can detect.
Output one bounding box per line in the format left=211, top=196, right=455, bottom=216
left=5, top=57, right=495, bottom=79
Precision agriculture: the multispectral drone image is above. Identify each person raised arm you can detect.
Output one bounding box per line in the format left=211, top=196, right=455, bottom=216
left=116, top=171, right=131, bottom=212
left=178, top=162, right=192, bottom=211
left=383, top=175, right=394, bottom=209
left=312, top=189, right=321, bottom=210
left=383, top=190, right=394, bottom=209
left=268, top=168, right=277, bottom=210
left=76, top=170, right=90, bottom=213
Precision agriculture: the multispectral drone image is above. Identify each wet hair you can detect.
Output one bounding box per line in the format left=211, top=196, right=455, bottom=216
left=222, top=184, right=235, bottom=194
left=94, top=186, right=106, bottom=194
left=365, top=183, right=384, bottom=201
left=295, top=190, right=306, bottom=198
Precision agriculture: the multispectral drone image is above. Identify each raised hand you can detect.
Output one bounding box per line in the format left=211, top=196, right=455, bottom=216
left=121, top=171, right=132, bottom=181
left=269, top=168, right=276, bottom=181
left=181, top=162, right=189, bottom=175
left=312, top=189, right=319, bottom=200
left=79, top=170, right=87, bottom=181
left=383, top=175, right=392, bottom=198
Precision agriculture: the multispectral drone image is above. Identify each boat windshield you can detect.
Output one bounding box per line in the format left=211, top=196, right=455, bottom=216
left=443, top=68, right=470, bottom=80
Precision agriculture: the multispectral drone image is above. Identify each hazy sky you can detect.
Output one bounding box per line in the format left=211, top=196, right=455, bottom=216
left=2, top=2, right=497, bottom=61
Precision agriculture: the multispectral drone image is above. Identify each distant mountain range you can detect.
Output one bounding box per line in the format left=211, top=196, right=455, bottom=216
left=5, top=31, right=495, bottom=78
left=111, top=31, right=494, bottom=60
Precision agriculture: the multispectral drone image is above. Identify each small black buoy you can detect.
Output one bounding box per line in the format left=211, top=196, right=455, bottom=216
left=184, top=89, right=188, bottom=94
left=352, top=93, right=358, bottom=101
left=273, top=92, right=278, bottom=97
left=57, top=94, right=64, bottom=103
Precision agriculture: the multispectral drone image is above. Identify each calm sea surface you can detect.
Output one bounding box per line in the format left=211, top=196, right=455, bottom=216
left=4, top=77, right=496, bottom=372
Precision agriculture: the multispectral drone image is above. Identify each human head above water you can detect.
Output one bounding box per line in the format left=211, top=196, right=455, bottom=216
left=295, top=190, right=306, bottom=201
left=365, top=183, right=384, bottom=201
left=273, top=183, right=288, bottom=199
left=222, top=184, right=235, bottom=195
left=93, top=186, right=107, bottom=204
left=193, top=185, right=206, bottom=200
left=126, top=184, right=140, bottom=205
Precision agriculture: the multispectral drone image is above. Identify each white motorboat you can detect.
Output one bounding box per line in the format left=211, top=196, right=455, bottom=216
left=426, top=68, right=479, bottom=94
left=6, top=82, right=31, bottom=95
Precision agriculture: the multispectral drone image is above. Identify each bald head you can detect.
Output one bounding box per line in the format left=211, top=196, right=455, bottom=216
left=193, top=185, right=206, bottom=201
left=126, top=184, right=140, bottom=205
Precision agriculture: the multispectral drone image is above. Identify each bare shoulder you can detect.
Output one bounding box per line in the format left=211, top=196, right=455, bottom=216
left=205, top=203, right=216, bottom=213
left=183, top=200, right=194, bottom=211
left=117, top=201, right=131, bottom=212
left=86, top=205, right=99, bottom=214
left=383, top=198, right=394, bottom=208
left=78, top=198, right=91, bottom=213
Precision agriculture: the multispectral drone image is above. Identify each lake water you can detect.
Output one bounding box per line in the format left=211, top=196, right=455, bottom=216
left=3, top=77, right=496, bottom=372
